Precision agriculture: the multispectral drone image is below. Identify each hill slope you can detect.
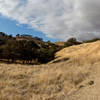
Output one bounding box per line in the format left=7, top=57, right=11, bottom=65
left=0, top=32, right=61, bottom=64
left=53, top=40, right=100, bottom=64
left=0, top=41, right=100, bottom=100
left=53, top=40, right=100, bottom=100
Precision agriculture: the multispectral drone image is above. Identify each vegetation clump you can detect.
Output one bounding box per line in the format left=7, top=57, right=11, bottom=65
left=83, top=38, right=100, bottom=43
left=64, top=37, right=81, bottom=47
left=0, top=32, right=61, bottom=64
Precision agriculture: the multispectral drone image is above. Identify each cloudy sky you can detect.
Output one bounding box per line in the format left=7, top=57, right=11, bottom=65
left=0, top=0, right=100, bottom=41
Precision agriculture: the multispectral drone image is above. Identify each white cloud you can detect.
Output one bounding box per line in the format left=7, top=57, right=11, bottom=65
left=0, top=0, right=100, bottom=40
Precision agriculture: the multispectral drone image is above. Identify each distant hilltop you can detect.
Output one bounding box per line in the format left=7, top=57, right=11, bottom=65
left=0, top=32, right=100, bottom=65
left=0, top=32, right=61, bottom=64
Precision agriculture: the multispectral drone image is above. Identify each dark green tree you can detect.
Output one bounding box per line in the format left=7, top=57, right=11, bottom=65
left=64, top=38, right=81, bottom=47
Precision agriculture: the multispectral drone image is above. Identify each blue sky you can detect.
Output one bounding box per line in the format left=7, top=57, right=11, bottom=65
left=0, top=15, right=58, bottom=42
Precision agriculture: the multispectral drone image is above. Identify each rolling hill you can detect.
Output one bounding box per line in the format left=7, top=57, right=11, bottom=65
left=0, top=41, right=100, bottom=100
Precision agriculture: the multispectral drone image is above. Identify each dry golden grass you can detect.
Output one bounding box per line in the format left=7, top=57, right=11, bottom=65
left=0, top=41, right=100, bottom=100
left=54, top=41, right=65, bottom=46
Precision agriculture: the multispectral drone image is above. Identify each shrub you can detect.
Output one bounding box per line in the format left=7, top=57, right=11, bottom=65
left=64, top=38, right=81, bottom=47
left=83, top=38, right=100, bottom=43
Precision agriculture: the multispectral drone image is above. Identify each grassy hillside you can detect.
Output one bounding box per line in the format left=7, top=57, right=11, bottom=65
left=0, top=32, right=61, bottom=64
left=0, top=41, right=100, bottom=100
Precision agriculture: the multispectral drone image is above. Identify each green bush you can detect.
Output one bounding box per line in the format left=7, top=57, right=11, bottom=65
left=82, top=38, right=100, bottom=43
left=64, top=38, right=81, bottom=47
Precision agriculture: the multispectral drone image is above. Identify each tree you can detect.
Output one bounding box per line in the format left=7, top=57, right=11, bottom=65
left=64, top=38, right=81, bottom=47
left=15, top=40, right=39, bottom=63
left=16, top=34, right=20, bottom=37
left=1, top=40, right=18, bottom=62
left=37, top=45, right=59, bottom=63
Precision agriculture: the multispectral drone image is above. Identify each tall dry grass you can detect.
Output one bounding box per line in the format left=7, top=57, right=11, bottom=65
left=0, top=41, right=100, bottom=100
